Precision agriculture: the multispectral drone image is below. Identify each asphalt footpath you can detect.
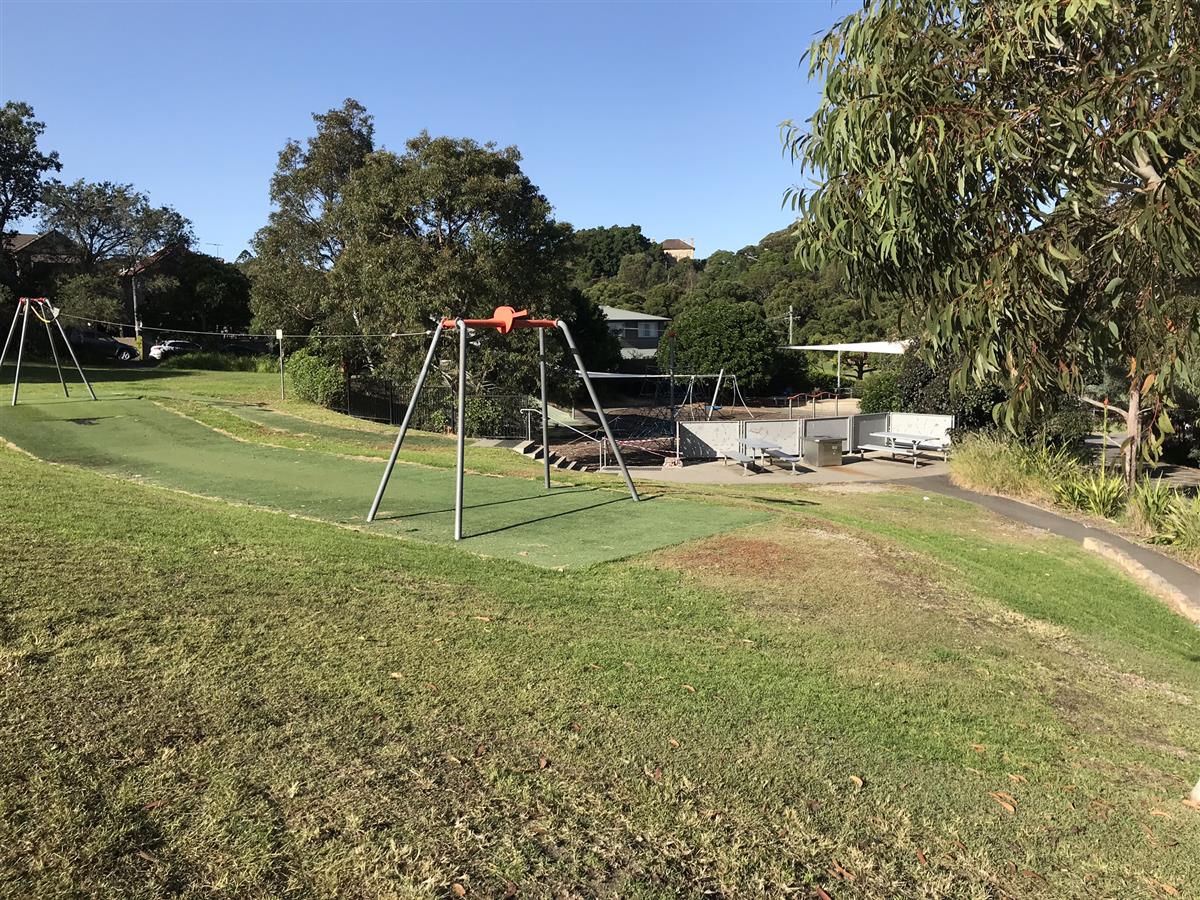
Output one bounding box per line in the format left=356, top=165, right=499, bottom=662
left=907, top=475, right=1200, bottom=620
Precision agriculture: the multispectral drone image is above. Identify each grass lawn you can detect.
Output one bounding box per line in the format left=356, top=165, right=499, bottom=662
left=1, top=362, right=1199, bottom=897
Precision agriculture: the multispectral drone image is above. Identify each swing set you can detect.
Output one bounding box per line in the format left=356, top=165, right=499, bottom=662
left=1, top=297, right=97, bottom=406
left=366, top=306, right=639, bottom=540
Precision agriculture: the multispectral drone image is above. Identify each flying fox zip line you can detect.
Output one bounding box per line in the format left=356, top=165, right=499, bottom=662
left=1, top=297, right=97, bottom=406
left=366, top=306, right=639, bottom=540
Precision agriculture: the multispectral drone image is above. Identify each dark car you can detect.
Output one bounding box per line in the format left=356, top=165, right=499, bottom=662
left=63, top=328, right=139, bottom=362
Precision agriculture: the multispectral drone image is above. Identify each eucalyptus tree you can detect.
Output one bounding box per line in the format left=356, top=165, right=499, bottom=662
left=0, top=101, right=60, bottom=241
left=248, top=99, right=374, bottom=335
left=784, top=0, right=1200, bottom=479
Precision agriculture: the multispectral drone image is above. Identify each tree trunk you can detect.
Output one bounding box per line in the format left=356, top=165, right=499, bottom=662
left=1124, top=384, right=1141, bottom=489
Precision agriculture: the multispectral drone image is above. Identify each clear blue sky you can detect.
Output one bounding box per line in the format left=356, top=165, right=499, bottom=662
left=0, top=1, right=845, bottom=261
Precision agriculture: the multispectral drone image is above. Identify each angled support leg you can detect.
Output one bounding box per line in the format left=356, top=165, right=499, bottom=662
left=367, top=328, right=441, bottom=522
left=538, top=327, right=551, bottom=490
left=0, top=300, right=22, bottom=372
left=40, top=305, right=69, bottom=398
left=556, top=320, right=639, bottom=502
left=11, top=299, right=31, bottom=406
left=453, top=320, right=468, bottom=540
left=50, top=309, right=97, bottom=400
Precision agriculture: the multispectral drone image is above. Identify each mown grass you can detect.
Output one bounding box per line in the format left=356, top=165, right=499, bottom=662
left=2, top=366, right=1199, bottom=896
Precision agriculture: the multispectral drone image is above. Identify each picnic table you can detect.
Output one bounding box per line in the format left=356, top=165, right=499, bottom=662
left=739, top=436, right=781, bottom=463
left=864, top=431, right=947, bottom=467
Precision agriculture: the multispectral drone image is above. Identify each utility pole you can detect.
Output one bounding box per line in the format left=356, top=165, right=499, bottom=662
left=276, top=328, right=285, bottom=400
left=788, top=305, right=794, bottom=344
left=131, top=275, right=141, bottom=356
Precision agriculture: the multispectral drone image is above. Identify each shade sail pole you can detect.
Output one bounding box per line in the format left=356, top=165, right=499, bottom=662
left=366, top=327, right=441, bottom=523
left=11, top=299, right=30, bottom=406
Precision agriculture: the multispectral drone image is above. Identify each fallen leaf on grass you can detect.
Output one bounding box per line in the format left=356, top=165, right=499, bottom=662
left=1007, top=773, right=1027, bottom=784
left=503, top=883, right=517, bottom=897
left=1182, top=799, right=1200, bottom=811
left=142, top=800, right=166, bottom=810
left=970, top=743, right=986, bottom=754
left=388, top=671, right=404, bottom=680
left=473, top=615, right=492, bottom=622
left=849, top=775, right=865, bottom=789
left=668, top=737, right=680, bottom=750
left=681, top=684, right=696, bottom=693
left=474, top=744, right=487, bottom=758
left=989, top=791, right=1017, bottom=814
left=811, top=888, right=832, bottom=900
left=451, top=884, right=467, bottom=897
left=828, top=861, right=856, bottom=881
left=1150, top=809, right=1171, bottom=818
left=915, top=849, right=927, bottom=867
left=537, top=756, right=549, bottom=770
left=569, top=722, right=582, bottom=733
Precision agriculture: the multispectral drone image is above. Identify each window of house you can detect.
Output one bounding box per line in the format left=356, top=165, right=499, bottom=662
left=638, top=321, right=660, bottom=338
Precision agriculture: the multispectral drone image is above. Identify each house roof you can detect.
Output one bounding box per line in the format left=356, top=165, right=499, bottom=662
left=3, top=233, right=44, bottom=253
left=600, top=305, right=670, bottom=322
left=120, top=242, right=184, bottom=276
left=661, top=238, right=694, bottom=250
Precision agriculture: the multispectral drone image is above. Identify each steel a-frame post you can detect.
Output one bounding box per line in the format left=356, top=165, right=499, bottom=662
left=11, top=298, right=31, bottom=406
left=538, top=327, right=551, bottom=490
left=40, top=304, right=69, bottom=398
left=556, top=319, right=639, bottom=502
left=49, top=307, right=97, bottom=401
left=366, top=327, right=442, bottom=523
left=453, top=319, right=468, bottom=540
left=0, top=300, right=23, bottom=376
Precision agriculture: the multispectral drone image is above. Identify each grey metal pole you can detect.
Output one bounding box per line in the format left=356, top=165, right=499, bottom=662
left=454, top=320, right=468, bottom=540
left=277, top=328, right=285, bottom=400
left=707, top=368, right=725, bottom=421
left=11, top=299, right=30, bottom=406
left=0, top=300, right=23, bottom=372
left=50, top=309, right=97, bottom=400
left=836, top=350, right=842, bottom=416
left=366, top=327, right=442, bottom=522
left=41, top=309, right=69, bottom=397
left=557, top=320, right=639, bottom=502
left=538, top=327, right=551, bottom=490
left=788, top=305, right=794, bottom=344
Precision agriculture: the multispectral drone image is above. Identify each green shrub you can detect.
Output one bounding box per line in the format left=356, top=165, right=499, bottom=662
left=287, top=349, right=343, bottom=407
left=1052, top=469, right=1127, bottom=519
left=1127, top=477, right=1175, bottom=536
left=1162, top=495, right=1200, bottom=550
left=157, top=351, right=273, bottom=372
left=856, top=368, right=902, bottom=413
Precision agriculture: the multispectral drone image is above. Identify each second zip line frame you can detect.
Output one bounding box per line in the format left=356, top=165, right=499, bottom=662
left=0, top=297, right=98, bottom=406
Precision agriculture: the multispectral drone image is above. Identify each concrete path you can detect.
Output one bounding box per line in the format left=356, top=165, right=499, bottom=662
left=908, top=475, right=1200, bottom=617
left=624, top=455, right=950, bottom=486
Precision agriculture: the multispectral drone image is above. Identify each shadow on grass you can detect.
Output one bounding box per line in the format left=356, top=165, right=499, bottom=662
left=374, top=486, right=604, bottom=521
left=466, top=494, right=649, bottom=539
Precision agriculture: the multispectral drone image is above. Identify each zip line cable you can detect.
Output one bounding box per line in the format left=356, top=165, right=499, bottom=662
left=54, top=312, right=431, bottom=340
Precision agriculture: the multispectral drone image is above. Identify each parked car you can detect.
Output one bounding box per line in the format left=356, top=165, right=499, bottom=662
left=63, top=328, right=139, bottom=362
left=149, top=339, right=201, bottom=361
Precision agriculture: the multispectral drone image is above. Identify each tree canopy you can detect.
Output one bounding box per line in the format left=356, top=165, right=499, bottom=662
left=784, top=0, right=1200, bottom=472
left=248, top=99, right=375, bottom=335
left=669, top=301, right=783, bottom=392
left=0, top=101, right=60, bottom=241
left=40, top=180, right=192, bottom=272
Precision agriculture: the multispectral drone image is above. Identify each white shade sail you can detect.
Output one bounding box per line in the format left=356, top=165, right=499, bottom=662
left=782, top=340, right=911, bottom=354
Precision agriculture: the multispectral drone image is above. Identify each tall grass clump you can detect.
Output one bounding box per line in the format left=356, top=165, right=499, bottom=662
left=1161, top=494, right=1200, bottom=551
left=1127, top=477, right=1175, bottom=536
left=949, top=432, right=1082, bottom=503
left=1053, top=469, right=1127, bottom=519
left=158, top=351, right=273, bottom=372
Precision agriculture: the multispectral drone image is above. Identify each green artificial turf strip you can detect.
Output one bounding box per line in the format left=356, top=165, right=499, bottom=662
left=2, top=446, right=1199, bottom=897
left=0, top=398, right=762, bottom=568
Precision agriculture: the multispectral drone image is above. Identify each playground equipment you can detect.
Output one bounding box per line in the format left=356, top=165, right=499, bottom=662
left=366, top=306, right=639, bottom=540
left=0, top=297, right=97, bottom=407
